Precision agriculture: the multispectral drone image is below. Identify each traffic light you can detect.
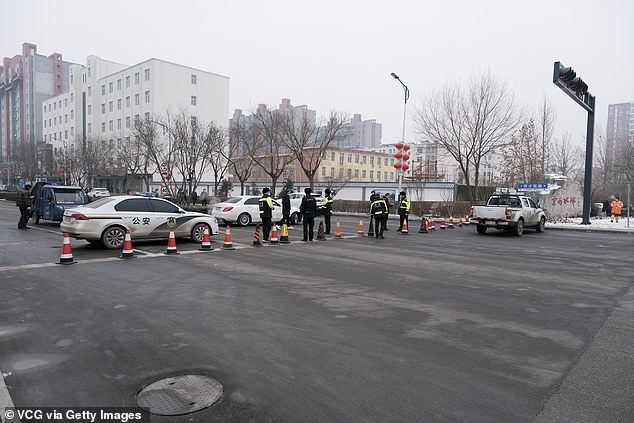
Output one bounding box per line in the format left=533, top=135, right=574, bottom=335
left=553, top=61, right=594, bottom=112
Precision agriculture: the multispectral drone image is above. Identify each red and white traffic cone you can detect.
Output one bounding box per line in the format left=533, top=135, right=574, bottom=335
left=357, top=219, right=365, bottom=236
left=401, top=218, right=409, bottom=234
left=199, top=226, right=213, bottom=251
left=334, top=219, right=342, bottom=239
left=222, top=226, right=235, bottom=250
left=120, top=230, right=135, bottom=259
left=165, top=228, right=179, bottom=255
left=448, top=216, right=455, bottom=228
left=270, top=224, right=279, bottom=245
left=57, top=233, right=77, bottom=265
left=440, top=218, right=446, bottom=229
left=465, top=215, right=471, bottom=225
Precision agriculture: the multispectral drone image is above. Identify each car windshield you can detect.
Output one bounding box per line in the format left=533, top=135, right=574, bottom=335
left=55, top=189, right=88, bottom=204
left=82, top=197, right=116, bottom=208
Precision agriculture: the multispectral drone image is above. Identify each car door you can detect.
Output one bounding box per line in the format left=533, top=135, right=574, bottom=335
left=527, top=198, right=541, bottom=225
left=243, top=197, right=261, bottom=222
left=114, top=198, right=154, bottom=237
left=521, top=198, right=536, bottom=225
left=148, top=198, right=184, bottom=238
left=42, top=188, right=55, bottom=220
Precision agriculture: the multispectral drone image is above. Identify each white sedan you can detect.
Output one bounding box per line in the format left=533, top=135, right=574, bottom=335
left=60, top=195, right=219, bottom=249
left=212, top=195, right=301, bottom=226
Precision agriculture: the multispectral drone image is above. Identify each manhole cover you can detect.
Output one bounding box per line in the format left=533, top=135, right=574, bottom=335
left=137, top=374, right=223, bottom=415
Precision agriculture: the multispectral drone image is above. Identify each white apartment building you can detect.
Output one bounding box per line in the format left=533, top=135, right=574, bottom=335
left=43, top=55, right=229, bottom=185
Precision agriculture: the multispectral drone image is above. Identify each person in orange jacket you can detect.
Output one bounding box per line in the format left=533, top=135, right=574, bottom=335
left=610, top=196, right=624, bottom=223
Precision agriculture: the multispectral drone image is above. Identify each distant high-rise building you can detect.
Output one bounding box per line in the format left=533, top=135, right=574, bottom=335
left=606, top=101, right=634, bottom=178
left=332, top=113, right=382, bottom=149
left=0, top=43, right=75, bottom=159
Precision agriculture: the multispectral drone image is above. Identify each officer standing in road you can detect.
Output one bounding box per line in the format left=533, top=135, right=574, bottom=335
left=259, top=187, right=274, bottom=242
left=16, top=183, right=32, bottom=230
left=370, top=191, right=388, bottom=238
left=397, top=191, right=410, bottom=231
left=383, top=192, right=393, bottom=230
left=300, top=187, right=318, bottom=241
left=321, top=188, right=334, bottom=234
left=280, top=189, right=292, bottom=228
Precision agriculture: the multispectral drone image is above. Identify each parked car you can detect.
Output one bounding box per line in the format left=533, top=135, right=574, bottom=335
left=211, top=195, right=301, bottom=226
left=30, top=182, right=89, bottom=223
left=87, top=187, right=110, bottom=200
left=284, top=192, right=324, bottom=210
left=60, top=196, right=219, bottom=249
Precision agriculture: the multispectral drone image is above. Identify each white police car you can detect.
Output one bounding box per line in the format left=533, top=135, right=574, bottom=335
left=60, top=196, right=219, bottom=249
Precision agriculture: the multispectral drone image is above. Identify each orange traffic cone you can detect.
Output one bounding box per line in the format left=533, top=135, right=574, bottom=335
left=165, top=228, right=179, bottom=254
left=222, top=226, right=235, bottom=250
left=440, top=218, right=446, bottom=229
left=357, top=219, right=365, bottom=236
left=120, top=230, right=135, bottom=258
left=335, top=219, right=342, bottom=239
left=199, top=226, right=213, bottom=251
left=401, top=218, right=409, bottom=234
left=270, top=224, right=279, bottom=245
left=448, top=216, right=454, bottom=228
left=57, top=233, right=77, bottom=265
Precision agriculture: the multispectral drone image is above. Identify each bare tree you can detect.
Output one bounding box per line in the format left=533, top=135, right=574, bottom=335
left=551, top=132, right=583, bottom=181
left=117, top=132, right=154, bottom=191
left=536, top=95, right=556, bottom=177
left=247, top=106, right=295, bottom=196
left=225, top=118, right=255, bottom=195
left=10, top=141, right=38, bottom=183
left=415, top=70, right=521, bottom=201
left=132, top=117, right=177, bottom=198
left=204, top=124, right=230, bottom=197
left=70, top=137, right=109, bottom=188
left=282, top=109, right=347, bottom=190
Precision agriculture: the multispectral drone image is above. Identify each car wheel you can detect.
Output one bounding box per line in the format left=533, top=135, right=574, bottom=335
left=191, top=223, right=208, bottom=242
left=536, top=216, right=546, bottom=233
left=476, top=225, right=487, bottom=234
left=237, top=213, right=251, bottom=226
left=515, top=219, right=524, bottom=236
left=290, top=212, right=299, bottom=225
left=101, top=226, right=126, bottom=249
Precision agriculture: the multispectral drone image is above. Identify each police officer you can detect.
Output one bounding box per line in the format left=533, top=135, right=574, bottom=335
left=397, top=191, right=410, bottom=231
left=370, top=191, right=388, bottom=238
left=321, top=188, right=334, bottom=234
left=300, top=187, right=318, bottom=241
left=16, top=184, right=32, bottom=229
left=258, top=187, right=274, bottom=242
left=611, top=195, right=624, bottom=223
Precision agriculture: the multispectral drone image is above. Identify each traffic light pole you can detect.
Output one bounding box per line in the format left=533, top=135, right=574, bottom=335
left=552, top=62, right=595, bottom=224
left=581, top=107, right=595, bottom=225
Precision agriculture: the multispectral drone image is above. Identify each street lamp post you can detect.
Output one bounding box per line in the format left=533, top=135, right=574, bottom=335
left=391, top=72, right=410, bottom=194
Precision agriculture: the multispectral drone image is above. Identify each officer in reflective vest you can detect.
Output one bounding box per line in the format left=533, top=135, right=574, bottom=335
left=321, top=189, right=334, bottom=234
left=610, top=195, right=624, bottom=223
left=259, top=187, right=274, bottom=242
left=369, top=192, right=388, bottom=238
left=397, top=191, right=410, bottom=231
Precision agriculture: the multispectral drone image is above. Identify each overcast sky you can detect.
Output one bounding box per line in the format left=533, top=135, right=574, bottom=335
left=3, top=0, right=633, bottom=147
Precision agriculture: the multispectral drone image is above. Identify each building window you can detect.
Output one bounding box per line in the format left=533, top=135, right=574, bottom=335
left=145, top=69, right=150, bottom=81
left=117, top=118, right=121, bottom=130
left=362, top=155, right=367, bottom=164
left=135, top=114, right=140, bottom=121
left=65, top=114, right=68, bottom=123
left=145, top=91, right=150, bottom=103
left=64, top=98, right=68, bottom=108
left=339, top=153, right=344, bottom=165
left=109, top=120, right=113, bottom=131
left=44, top=120, right=47, bottom=128
left=348, top=154, right=352, bottom=163
left=191, top=96, right=197, bottom=106
left=330, top=168, right=334, bottom=177
left=390, top=172, right=394, bottom=179
left=322, top=167, right=326, bottom=177
left=101, top=104, right=106, bottom=114
left=384, top=171, right=388, bottom=180
left=191, top=74, right=197, bottom=85
left=88, top=123, right=92, bottom=134
left=54, top=117, right=57, bottom=125
left=191, top=116, right=197, bottom=127
left=126, top=116, right=130, bottom=128
left=355, top=154, right=359, bottom=163
left=145, top=112, right=150, bottom=120
left=370, top=170, right=374, bottom=179
left=117, top=99, right=121, bottom=110
left=71, top=127, right=74, bottom=137
left=135, top=94, right=140, bottom=105
left=108, top=82, right=113, bottom=93
left=64, top=130, right=68, bottom=140
left=362, top=170, right=367, bottom=178
left=125, top=76, right=130, bottom=88
left=125, top=96, right=130, bottom=108
left=109, top=101, right=113, bottom=112
left=117, top=79, right=121, bottom=90
left=101, top=122, right=105, bottom=132
left=70, top=93, right=74, bottom=103
left=370, top=157, right=374, bottom=165
left=101, top=85, right=105, bottom=95
left=135, top=72, right=139, bottom=84
left=330, top=152, right=335, bottom=161
left=87, top=105, right=92, bottom=116
left=384, top=158, right=388, bottom=166
left=355, top=169, right=359, bottom=178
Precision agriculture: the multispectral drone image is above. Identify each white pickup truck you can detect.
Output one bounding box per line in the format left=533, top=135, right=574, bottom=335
left=470, top=189, right=546, bottom=236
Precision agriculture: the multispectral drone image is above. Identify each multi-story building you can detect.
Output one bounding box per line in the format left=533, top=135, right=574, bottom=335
left=606, top=101, right=634, bottom=178
left=0, top=43, right=75, bottom=159
left=332, top=113, right=382, bottom=149
left=42, top=55, right=230, bottom=188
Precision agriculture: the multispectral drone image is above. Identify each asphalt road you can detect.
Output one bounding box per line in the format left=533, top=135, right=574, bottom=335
left=0, top=200, right=633, bottom=422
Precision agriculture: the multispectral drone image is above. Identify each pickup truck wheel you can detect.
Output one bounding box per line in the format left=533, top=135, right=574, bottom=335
left=515, top=219, right=525, bottom=236
left=536, top=216, right=545, bottom=232
left=476, top=225, right=487, bottom=234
